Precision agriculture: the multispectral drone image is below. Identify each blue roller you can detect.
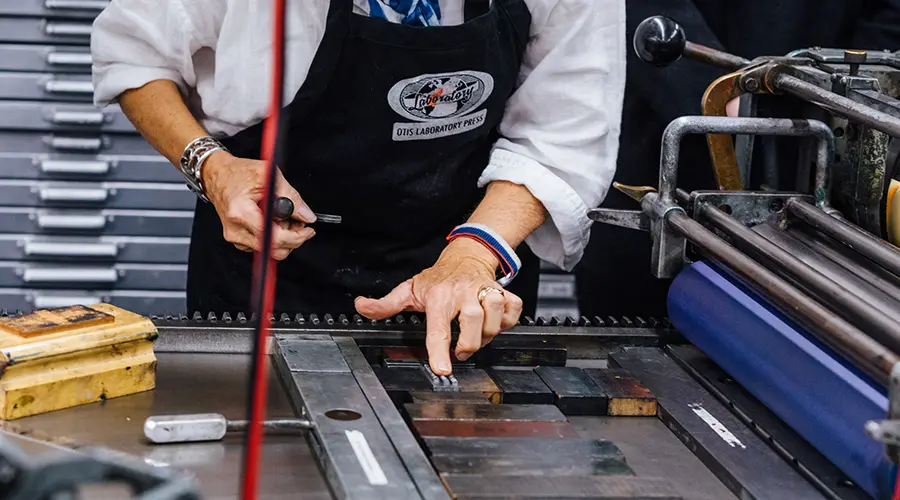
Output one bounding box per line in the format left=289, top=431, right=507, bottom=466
left=668, top=261, right=896, bottom=499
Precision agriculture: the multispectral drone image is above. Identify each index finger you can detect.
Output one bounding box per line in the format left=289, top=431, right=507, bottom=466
left=425, top=286, right=455, bottom=376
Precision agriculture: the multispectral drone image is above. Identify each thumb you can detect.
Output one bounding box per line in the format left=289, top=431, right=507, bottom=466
left=275, top=169, right=317, bottom=223
left=355, top=280, right=416, bottom=320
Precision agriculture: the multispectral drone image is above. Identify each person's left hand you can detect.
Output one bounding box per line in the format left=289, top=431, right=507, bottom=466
left=355, top=239, right=524, bottom=376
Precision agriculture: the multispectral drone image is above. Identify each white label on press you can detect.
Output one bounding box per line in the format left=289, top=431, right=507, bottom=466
left=392, top=109, right=487, bottom=142
left=345, top=430, right=388, bottom=485
left=689, top=403, right=747, bottom=449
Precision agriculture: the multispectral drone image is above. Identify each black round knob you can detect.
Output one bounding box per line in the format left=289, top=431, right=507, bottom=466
left=272, top=196, right=294, bottom=221
left=634, top=16, right=686, bottom=67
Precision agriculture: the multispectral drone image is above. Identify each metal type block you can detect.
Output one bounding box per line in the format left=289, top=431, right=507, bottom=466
left=423, top=437, right=624, bottom=460
left=421, top=364, right=459, bottom=392
left=474, top=338, right=567, bottom=366
left=584, top=369, right=657, bottom=416
left=440, top=474, right=683, bottom=499
left=535, top=366, right=609, bottom=416
left=487, top=367, right=554, bottom=405
left=431, top=455, right=634, bottom=477
left=411, top=420, right=580, bottom=439
left=275, top=337, right=349, bottom=373
left=405, top=403, right=565, bottom=422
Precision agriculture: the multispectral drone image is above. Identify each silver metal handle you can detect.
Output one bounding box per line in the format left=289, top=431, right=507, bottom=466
left=50, top=110, right=105, bottom=126
left=44, top=0, right=110, bottom=10
left=44, top=22, right=93, bottom=37
left=44, top=80, right=94, bottom=95
left=39, top=160, right=109, bottom=175
left=33, top=294, right=102, bottom=309
left=22, top=267, right=118, bottom=284
left=36, top=214, right=107, bottom=230
left=24, top=241, right=118, bottom=258
left=46, top=51, right=92, bottom=67
left=49, top=136, right=103, bottom=152
left=39, top=187, right=109, bottom=203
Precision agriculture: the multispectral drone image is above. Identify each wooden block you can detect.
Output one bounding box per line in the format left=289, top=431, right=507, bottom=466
left=412, top=420, right=580, bottom=439
left=535, top=366, right=609, bottom=416
left=440, top=475, right=683, bottom=499
left=410, top=392, right=493, bottom=404
left=406, top=402, right=566, bottom=422
left=423, top=437, right=624, bottom=460
left=584, top=369, right=657, bottom=416
left=0, top=304, right=157, bottom=420
left=452, top=368, right=502, bottom=403
left=487, top=367, right=553, bottom=404
left=475, top=338, right=566, bottom=367
left=431, top=455, right=634, bottom=477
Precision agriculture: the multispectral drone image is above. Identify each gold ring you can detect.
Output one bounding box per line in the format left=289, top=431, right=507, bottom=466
left=477, top=286, right=504, bottom=304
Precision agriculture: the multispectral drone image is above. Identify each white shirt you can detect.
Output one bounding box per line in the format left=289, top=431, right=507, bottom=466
left=91, top=0, right=625, bottom=271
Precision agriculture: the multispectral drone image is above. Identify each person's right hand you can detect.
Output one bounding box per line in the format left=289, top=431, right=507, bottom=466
left=201, top=151, right=317, bottom=260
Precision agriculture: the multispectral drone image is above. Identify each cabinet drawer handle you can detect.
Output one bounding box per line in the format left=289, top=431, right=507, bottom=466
left=44, top=0, right=110, bottom=10
left=39, top=187, right=109, bottom=203
left=33, top=294, right=102, bottom=309
left=44, top=80, right=94, bottom=95
left=23, top=267, right=118, bottom=284
left=46, top=51, right=92, bottom=67
left=39, top=160, right=110, bottom=175
left=49, top=136, right=103, bottom=152
left=50, top=110, right=105, bottom=126
left=24, top=241, right=118, bottom=258
left=44, top=22, right=94, bottom=37
left=36, top=214, right=107, bottom=230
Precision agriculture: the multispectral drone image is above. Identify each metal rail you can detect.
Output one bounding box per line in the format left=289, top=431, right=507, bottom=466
left=699, top=203, right=900, bottom=354
left=665, top=209, right=897, bottom=384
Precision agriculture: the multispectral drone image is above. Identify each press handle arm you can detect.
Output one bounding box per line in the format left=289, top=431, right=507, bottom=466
left=634, top=16, right=750, bottom=70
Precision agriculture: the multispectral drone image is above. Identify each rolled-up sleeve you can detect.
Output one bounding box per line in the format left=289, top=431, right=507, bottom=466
left=91, top=0, right=216, bottom=107
left=478, top=0, right=626, bottom=271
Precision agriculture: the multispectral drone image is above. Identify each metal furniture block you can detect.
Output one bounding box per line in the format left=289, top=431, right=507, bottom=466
left=440, top=475, right=683, bottom=499
left=405, top=403, right=566, bottom=423
left=423, top=437, right=625, bottom=460
left=411, top=420, right=580, bottom=439
left=0, top=234, right=190, bottom=264
left=430, top=455, right=634, bottom=477
left=535, top=366, right=610, bottom=416
left=487, top=367, right=554, bottom=404
left=584, top=369, right=658, bottom=417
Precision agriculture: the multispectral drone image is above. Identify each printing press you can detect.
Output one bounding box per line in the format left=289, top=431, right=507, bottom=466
left=4, top=13, right=900, bottom=500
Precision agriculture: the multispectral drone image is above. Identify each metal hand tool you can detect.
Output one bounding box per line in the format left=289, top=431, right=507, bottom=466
left=272, top=196, right=342, bottom=224
left=144, top=413, right=313, bottom=444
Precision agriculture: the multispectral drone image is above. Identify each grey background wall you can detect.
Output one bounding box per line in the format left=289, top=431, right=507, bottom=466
left=0, top=1, right=578, bottom=319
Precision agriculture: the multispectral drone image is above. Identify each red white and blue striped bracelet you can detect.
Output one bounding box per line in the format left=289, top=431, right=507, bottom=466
left=446, top=223, right=521, bottom=286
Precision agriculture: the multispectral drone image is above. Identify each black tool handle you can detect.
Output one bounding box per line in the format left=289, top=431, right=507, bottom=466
left=634, top=16, right=750, bottom=70
left=272, top=197, right=294, bottom=221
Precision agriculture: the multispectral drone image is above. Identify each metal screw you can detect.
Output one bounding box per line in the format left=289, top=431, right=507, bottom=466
left=744, top=78, right=760, bottom=92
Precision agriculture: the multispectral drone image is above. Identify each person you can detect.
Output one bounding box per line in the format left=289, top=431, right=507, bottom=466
left=90, top=0, right=625, bottom=374
left=575, top=0, right=900, bottom=320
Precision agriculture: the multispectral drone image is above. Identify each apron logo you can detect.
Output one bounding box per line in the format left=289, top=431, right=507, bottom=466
left=387, top=71, right=494, bottom=142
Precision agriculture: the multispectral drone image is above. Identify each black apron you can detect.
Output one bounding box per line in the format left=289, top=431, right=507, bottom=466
left=186, top=0, right=538, bottom=317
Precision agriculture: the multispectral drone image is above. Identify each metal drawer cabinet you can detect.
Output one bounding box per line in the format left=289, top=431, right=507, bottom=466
left=0, top=152, right=181, bottom=183
left=0, top=72, right=93, bottom=102
left=0, top=44, right=91, bottom=73
left=0, top=0, right=108, bottom=20
left=0, top=102, right=132, bottom=133
left=0, top=131, right=157, bottom=156
left=0, top=207, right=194, bottom=237
left=0, top=288, right=185, bottom=315
left=0, top=261, right=187, bottom=290
left=0, top=17, right=93, bottom=45
left=0, top=180, right=194, bottom=210
left=0, top=234, right=190, bottom=263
